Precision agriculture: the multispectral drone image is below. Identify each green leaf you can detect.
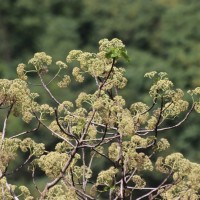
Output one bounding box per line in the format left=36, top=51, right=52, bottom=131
left=105, top=47, right=130, bottom=62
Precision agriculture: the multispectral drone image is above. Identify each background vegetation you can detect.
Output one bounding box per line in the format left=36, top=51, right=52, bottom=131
left=0, top=0, right=200, bottom=198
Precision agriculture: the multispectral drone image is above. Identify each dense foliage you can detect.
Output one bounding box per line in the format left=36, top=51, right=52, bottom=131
left=0, top=39, right=200, bottom=199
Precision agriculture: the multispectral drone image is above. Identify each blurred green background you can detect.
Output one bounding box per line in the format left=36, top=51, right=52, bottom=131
left=1, top=0, right=200, bottom=197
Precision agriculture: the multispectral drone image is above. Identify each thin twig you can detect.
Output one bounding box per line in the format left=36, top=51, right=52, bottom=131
left=1, top=103, right=14, bottom=148
left=10, top=122, right=40, bottom=139
left=84, top=151, right=95, bottom=190
left=5, top=181, right=19, bottom=200
left=54, top=108, right=78, bottom=141
left=137, top=104, right=195, bottom=133
left=125, top=168, right=137, bottom=184
left=46, top=68, right=62, bottom=85
left=153, top=96, right=164, bottom=141
left=91, top=148, right=116, bottom=166
left=136, top=170, right=173, bottom=200
left=39, top=146, right=78, bottom=199
left=141, top=97, right=158, bottom=115
left=34, top=113, right=75, bottom=148
left=81, top=134, right=119, bottom=144
left=32, top=166, right=42, bottom=195
left=81, top=148, right=86, bottom=192
left=5, top=155, right=33, bottom=176
left=81, top=58, right=116, bottom=141
left=38, top=72, right=60, bottom=105
left=93, top=124, right=108, bottom=148
left=62, top=175, right=95, bottom=200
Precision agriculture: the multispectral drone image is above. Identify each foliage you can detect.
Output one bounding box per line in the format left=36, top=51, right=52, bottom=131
left=0, top=39, right=200, bottom=199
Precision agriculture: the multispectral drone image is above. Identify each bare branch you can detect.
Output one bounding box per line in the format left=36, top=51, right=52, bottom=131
left=1, top=103, right=14, bottom=149
left=10, top=122, right=40, bottom=139
left=153, top=96, right=164, bottom=141
left=5, top=155, right=33, bottom=176
left=92, top=123, right=108, bottom=148
left=39, top=146, right=78, bottom=199
left=81, top=148, right=86, bottom=191
left=46, top=68, right=62, bottom=85
left=62, top=175, right=95, bottom=200
left=141, top=97, right=158, bottom=115
left=5, top=181, right=19, bottom=200
left=125, top=168, right=137, bottom=184
left=34, top=113, right=75, bottom=148
left=38, top=72, right=60, bottom=105
left=91, top=148, right=116, bottom=166
left=54, top=108, right=79, bottom=141
left=31, top=166, right=42, bottom=195
left=137, top=103, right=195, bottom=134
left=136, top=170, right=173, bottom=200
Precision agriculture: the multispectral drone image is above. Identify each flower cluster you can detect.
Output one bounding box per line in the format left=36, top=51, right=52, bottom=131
left=57, top=75, right=71, bottom=88
left=118, top=109, right=135, bottom=136
left=57, top=101, right=73, bottom=114
left=73, top=165, right=92, bottom=179
left=19, top=186, right=34, bottom=200
left=56, top=61, right=68, bottom=69
left=0, top=79, right=39, bottom=123
left=194, top=102, right=200, bottom=113
left=156, top=153, right=200, bottom=199
left=96, top=167, right=118, bottom=188
left=145, top=72, right=174, bottom=98
left=28, top=52, right=52, bottom=72
left=146, top=116, right=157, bottom=130
left=72, top=67, right=84, bottom=82
left=36, top=152, right=69, bottom=178
left=188, top=87, right=200, bottom=113
left=144, top=71, right=157, bottom=79
left=66, top=38, right=128, bottom=94
left=16, top=63, right=28, bottom=80
left=39, top=104, right=54, bottom=117
left=0, top=137, right=21, bottom=173
left=99, top=38, right=125, bottom=52
left=76, top=90, right=136, bottom=135
left=55, top=141, right=73, bottom=153
left=126, top=151, right=153, bottom=171
left=108, top=142, right=120, bottom=162
left=188, top=87, right=200, bottom=95
left=150, top=79, right=174, bottom=97
left=155, top=138, right=170, bottom=152
left=20, top=138, right=45, bottom=157
left=68, top=51, right=102, bottom=76
left=131, top=135, right=149, bottom=148
left=1, top=38, right=200, bottom=199
left=163, top=99, right=189, bottom=118
left=132, top=175, right=146, bottom=188
left=66, top=50, right=83, bottom=63
left=46, top=185, right=78, bottom=200
left=103, top=67, right=127, bottom=90
left=0, top=177, right=34, bottom=199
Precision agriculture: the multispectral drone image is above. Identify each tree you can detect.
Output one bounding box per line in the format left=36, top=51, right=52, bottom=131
left=0, top=38, right=200, bottom=200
